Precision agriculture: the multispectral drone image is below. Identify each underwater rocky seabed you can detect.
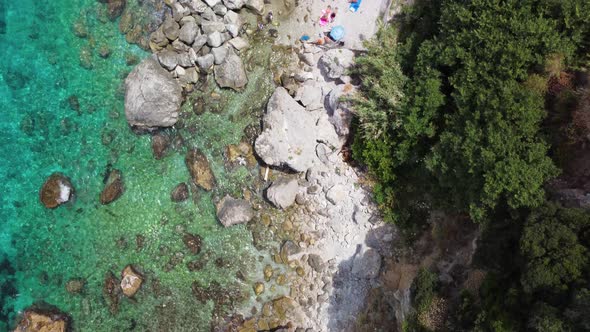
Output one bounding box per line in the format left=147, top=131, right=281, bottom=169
left=0, top=0, right=298, bottom=330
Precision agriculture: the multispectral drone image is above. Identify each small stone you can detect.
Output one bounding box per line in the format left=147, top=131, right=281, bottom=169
left=207, top=31, right=223, bottom=47
left=216, top=195, right=254, bottom=227
left=213, top=3, right=228, bottom=15
left=179, top=20, right=199, bottom=44
left=226, top=23, right=239, bottom=38
left=266, top=178, right=298, bottom=209
left=214, top=53, right=248, bottom=90
left=228, top=37, right=249, bottom=50
left=196, top=54, right=215, bottom=71
left=307, top=254, right=325, bottom=273
left=254, top=282, right=264, bottom=296
left=185, top=149, right=216, bottom=191
left=211, top=45, right=229, bottom=65
left=307, top=185, right=320, bottom=195
left=158, top=50, right=179, bottom=71
left=263, top=264, right=273, bottom=281
left=280, top=240, right=300, bottom=263
left=120, top=265, right=143, bottom=297
left=100, top=169, right=124, bottom=205
left=201, top=21, right=226, bottom=34
left=151, top=133, right=169, bottom=159
left=295, top=193, right=305, bottom=205
left=193, top=35, right=209, bottom=52
left=103, top=271, right=120, bottom=314
left=296, top=267, right=305, bottom=277
left=171, top=183, right=190, bottom=202
left=162, top=16, right=181, bottom=40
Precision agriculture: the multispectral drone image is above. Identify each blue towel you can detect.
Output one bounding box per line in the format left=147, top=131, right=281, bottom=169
left=349, top=0, right=362, bottom=12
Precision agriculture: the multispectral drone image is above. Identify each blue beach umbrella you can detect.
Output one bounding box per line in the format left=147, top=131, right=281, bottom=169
left=329, top=25, right=345, bottom=41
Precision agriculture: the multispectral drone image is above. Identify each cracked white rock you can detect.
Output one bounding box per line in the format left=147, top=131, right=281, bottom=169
left=124, top=57, right=182, bottom=129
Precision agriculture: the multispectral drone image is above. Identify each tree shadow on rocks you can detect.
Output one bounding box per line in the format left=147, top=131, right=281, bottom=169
left=327, top=224, right=400, bottom=331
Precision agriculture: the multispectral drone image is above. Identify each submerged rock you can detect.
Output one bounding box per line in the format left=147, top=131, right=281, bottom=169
left=254, top=87, right=339, bottom=172
left=185, top=149, right=216, bottom=191
left=40, top=173, right=74, bottom=209
left=171, top=183, right=190, bottom=202
left=120, top=265, right=143, bottom=297
left=266, top=178, right=298, bottom=209
left=100, top=169, right=124, bottom=205
left=100, top=0, right=127, bottom=21
left=103, top=271, right=120, bottom=315
left=214, top=53, right=248, bottom=90
left=183, top=233, right=203, bottom=255
left=13, top=305, right=70, bottom=332
left=216, top=195, right=254, bottom=227
left=124, top=57, right=182, bottom=130
left=151, top=133, right=169, bottom=159
left=65, top=278, right=85, bottom=294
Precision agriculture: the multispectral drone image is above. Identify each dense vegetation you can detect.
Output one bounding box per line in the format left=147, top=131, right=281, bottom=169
left=351, top=0, right=590, bottom=330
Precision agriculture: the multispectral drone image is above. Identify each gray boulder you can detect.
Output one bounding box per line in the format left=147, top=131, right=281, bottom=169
left=172, top=39, right=191, bottom=52
left=196, top=54, right=215, bottom=71
left=223, top=10, right=241, bottom=25
left=223, top=0, right=244, bottom=10
left=125, top=57, right=182, bottom=129
left=201, top=20, right=226, bottom=34
left=150, top=27, right=169, bottom=51
left=319, top=49, right=355, bottom=80
left=207, top=31, right=223, bottom=47
left=179, top=20, right=199, bottom=45
left=226, top=23, right=239, bottom=38
left=327, top=85, right=354, bottom=136
left=216, top=195, right=254, bottom=227
left=203, top=0, right=221, bottom=7
left=177, top=52, right=194, bottom=67
left=214, top=53, right=248, bottom=90
left=266, top=178, right=298, bottom=209
left=213, top=3, right=228, bottom=15
left=255, top=87, right=339, bottom=172
left=186, top=0, right=208, bottom=13
left=192, top=35, right=208, bottom=52
left=294, top=81, right=323, bottom=107
left=201, top=7, right=217, bottom=21
left=228, top=37, right=248, bottom=51
left=245, top=0, right=264, bottom=14
left=162, top=16, right=181, bottom=40
left=352, top=248, right=382, bottom=279
left=157, top=50, right=179, bottom=71
left=211, top=45, right=229, bottom=65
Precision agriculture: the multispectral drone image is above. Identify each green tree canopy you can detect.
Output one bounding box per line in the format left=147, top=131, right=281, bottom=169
left=520, top=203, right=589, bottom=293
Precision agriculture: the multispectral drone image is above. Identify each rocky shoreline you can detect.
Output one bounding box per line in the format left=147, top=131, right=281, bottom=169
left=25, top=0, right=396, bottom=331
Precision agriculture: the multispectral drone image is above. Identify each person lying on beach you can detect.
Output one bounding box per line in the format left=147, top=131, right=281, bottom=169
left=319, top=6, right=332, bottom=26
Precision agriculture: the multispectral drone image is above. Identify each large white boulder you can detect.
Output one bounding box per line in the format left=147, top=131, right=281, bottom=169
left=255, top=87, right=339, bottom=172
left=124, top=57, right=182, bottom=129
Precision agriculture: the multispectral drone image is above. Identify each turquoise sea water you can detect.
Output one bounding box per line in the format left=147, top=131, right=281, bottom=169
left=0, top=0, right=275, bottom=330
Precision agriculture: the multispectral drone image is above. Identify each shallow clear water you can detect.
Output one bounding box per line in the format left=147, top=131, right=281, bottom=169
left=0, top=0, right=275, bottom=330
